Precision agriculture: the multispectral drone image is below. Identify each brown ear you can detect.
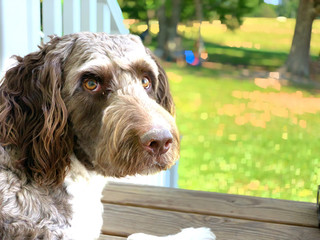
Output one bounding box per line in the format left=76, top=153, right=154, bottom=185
left=0, top=36, right=76, bottom=187
left=156, top=63, right=175, bottom=115
left=146, top=48, right=175, bottom=115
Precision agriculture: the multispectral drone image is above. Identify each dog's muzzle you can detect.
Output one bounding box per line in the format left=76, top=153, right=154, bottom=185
left=96, top=85, right=180, bottom=177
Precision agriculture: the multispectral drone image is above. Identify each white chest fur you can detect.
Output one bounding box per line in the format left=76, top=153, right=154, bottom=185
left=64, top=157, right=108, bottom=240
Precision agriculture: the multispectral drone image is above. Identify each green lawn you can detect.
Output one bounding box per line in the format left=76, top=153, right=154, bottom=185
left=131, top=17, right=320, bottom=202
left=166, top=64, right=320, bottom=202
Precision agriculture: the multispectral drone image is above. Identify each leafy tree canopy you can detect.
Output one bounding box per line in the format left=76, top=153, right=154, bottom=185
left=277, top=0, right=299, bottom=18
left=119, top=0, right=263, bottom=30
left=246, top=2, right=278, bottom=18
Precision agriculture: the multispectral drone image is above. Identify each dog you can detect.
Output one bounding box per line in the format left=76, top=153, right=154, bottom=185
left=0, top=32, right=215, bottom=240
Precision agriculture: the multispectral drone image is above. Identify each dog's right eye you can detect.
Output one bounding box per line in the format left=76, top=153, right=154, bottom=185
left=83, top=79, right=101, bottom=91
left=142, top=76, right=152, bottom=90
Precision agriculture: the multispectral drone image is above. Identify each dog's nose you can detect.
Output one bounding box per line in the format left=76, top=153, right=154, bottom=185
left=141, top=129, right=173, bottom=155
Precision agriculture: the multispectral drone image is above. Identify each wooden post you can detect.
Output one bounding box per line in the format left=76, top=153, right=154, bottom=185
left=106, top=0, right=129, bottom=34
left=42, top=0, right=62, bottom=42
left=97, top=0, right=129, bottom=34
left=81, top=0, right=97, bottom=32
left=27, top=0, right=41, bottom=52
left=63, top=0, right=81, bottom=35
left=0, top=0, right=40, bottom=76
left=97, top=1, right=111, bottom=33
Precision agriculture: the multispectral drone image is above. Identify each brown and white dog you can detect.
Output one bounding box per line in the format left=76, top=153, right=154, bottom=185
left=0, top=32, right=215, bottom=240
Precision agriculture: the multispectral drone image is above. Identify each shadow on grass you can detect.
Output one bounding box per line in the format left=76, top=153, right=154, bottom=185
left=144, top=33, right=320, bottom=91
left=181, top=38, right=320, bottom=92
left=136, top=31, right=288, bottom=71
left=182, top=38, right=289, bottom=71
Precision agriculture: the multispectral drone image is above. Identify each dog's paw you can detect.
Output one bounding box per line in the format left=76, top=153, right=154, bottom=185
left=127, top=233, right=159, bottom=240
left=127, top=228, right=216, bottom=240
left=178, top=227, right=216, bottom=240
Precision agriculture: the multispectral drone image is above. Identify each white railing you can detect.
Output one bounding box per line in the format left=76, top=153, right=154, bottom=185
left=0, top=0, right=129, bottom=74
left=0, top=0, right=178, bottom=188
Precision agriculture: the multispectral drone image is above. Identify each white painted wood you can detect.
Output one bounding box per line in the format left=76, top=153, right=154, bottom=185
left=81, top=0, right=97, bottom=32
left=97, top=0, right=129, bottom=34
left=0, top=0, right=40, bottom=77
left=109, top=170, right=175, bottom=188
left=97, top=1, right=111, bottom=33
left=42, top=0, right=62, bottom=43
left=106, top=0, right=129, bottom=34
left=63, top=0, right=81, bottom=35
left=26, top=0, right=41, bottom=52
left=109, top=162, right=179, bottom=188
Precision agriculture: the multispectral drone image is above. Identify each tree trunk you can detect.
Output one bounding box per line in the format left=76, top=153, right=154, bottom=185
left=194, top=0, right=203, bottom=58
left=156, top=0, right=182, bottom=60
left=167, top=0, right=182, bottom=43
left=156, top=0, right=167, bottom=59
left=284, top=0, right=318, bottom=78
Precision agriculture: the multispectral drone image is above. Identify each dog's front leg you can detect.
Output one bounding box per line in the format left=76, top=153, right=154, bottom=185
left=127, top=227, right=216, bottom=240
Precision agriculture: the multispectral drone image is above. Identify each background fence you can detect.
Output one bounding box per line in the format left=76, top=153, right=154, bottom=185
left=0, top=0, right=129, bottom=75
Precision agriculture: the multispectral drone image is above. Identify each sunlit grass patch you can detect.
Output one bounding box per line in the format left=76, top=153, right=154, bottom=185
left=166, top=64, right=320, bottom=202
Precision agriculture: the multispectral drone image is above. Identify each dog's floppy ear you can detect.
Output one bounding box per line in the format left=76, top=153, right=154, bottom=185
left=0, top=35, right=76, bottom=187
left=156, top=62, right=175, bottom=115
left=146, top=49, right=175, bottom=115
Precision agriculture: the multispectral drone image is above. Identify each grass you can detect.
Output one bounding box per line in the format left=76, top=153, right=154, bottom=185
left=130, top=17, right=320, bottom=202
left=166, top=64, right=320, bottom=202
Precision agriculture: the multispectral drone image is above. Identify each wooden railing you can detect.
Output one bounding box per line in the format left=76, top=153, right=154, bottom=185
left=100, top=182, right=319, bottom=239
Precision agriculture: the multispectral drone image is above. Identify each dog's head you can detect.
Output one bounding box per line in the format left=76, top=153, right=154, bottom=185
left=0, top=33, right=180, bottom=187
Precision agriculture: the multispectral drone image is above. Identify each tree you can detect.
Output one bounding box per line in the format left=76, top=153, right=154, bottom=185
left=118, top=0, right=160, bottom=41
left=277, top=0, right=299, bottom=18
left=119, top=0, right=262, bottom=60
left=156, top=0, right=263, bottom=60
left=246, top=3, right=278, bottom=18
left=282, top=0, right=320, bottom=79
left=180, top=0, right=263, bottom=29
left=156, top=0, right=183, bottom=60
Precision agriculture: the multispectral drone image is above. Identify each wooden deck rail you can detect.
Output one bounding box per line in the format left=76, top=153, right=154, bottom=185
left=99, top=182, right=319, bottom=240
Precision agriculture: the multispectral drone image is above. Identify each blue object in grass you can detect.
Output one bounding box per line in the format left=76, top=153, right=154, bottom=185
left=184, top=50, right=195, bottom=64
left=184, top=50, right=200, bottom=66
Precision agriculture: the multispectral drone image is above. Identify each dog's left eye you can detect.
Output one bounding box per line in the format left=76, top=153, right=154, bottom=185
left=83, top=79, right=101, bottom=91
left=142, top=76, right=151, bottom=90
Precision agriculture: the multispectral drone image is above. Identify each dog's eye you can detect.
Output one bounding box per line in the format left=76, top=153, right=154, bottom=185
left=83, top=79, right=100, bottom=91
left=142, top=76, right=151, bottom=90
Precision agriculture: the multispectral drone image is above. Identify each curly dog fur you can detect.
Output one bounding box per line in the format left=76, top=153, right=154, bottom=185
left=0, top=32, right=216, bottom=240
left=0, top=32, right=180, bottom=239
